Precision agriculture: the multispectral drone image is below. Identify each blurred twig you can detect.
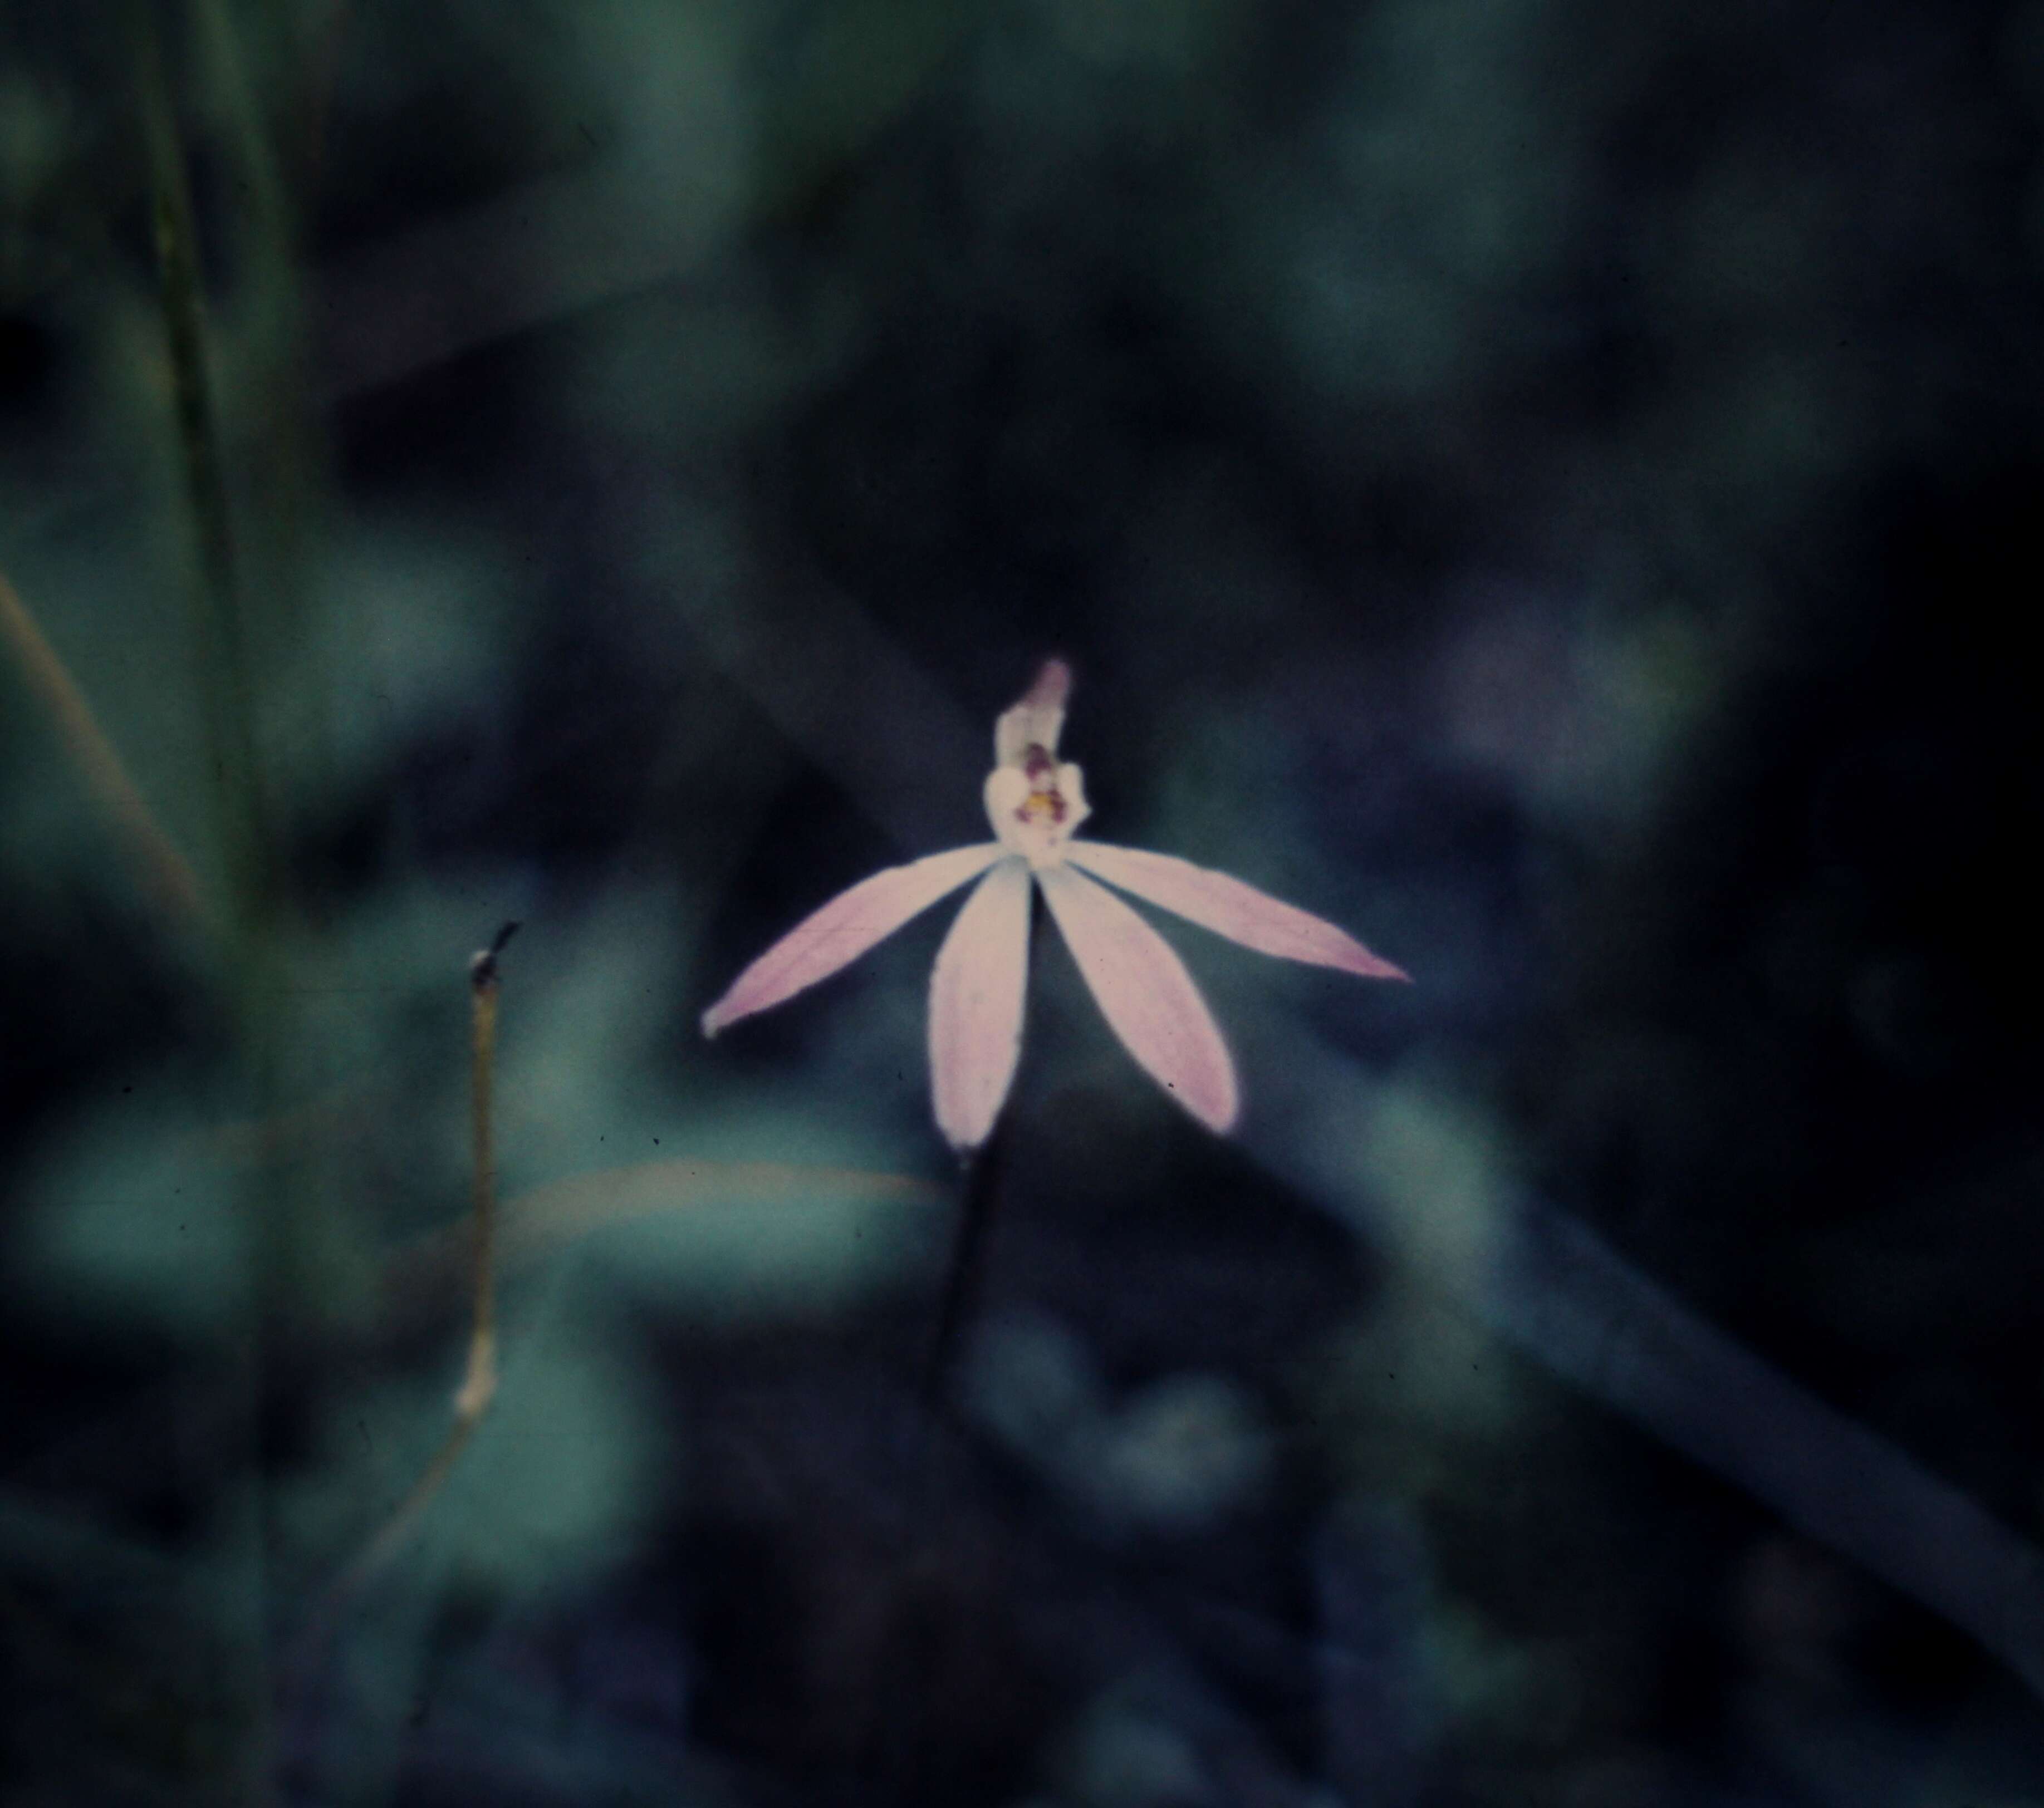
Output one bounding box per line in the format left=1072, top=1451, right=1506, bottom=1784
left=455, top=922, right=517, bottom=1418
left=0, top=563, right=210, bottom=936
left=329, top=925, right=517, bottom=1600
left=381, top=1159, right=942, bottom=1321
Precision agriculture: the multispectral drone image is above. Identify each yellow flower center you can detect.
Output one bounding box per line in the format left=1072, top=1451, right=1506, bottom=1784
left=984, top=743, right=1091, bottom=867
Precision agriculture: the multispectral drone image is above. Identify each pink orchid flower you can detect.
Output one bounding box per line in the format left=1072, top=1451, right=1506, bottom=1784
left=702, top=661, right=1406, bottom=1150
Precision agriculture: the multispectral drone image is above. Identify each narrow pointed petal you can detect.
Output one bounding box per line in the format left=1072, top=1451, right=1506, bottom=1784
left=1037, top=864, right=1239, bottom=1133
left=1066, top=842, right=1408, bottom=980
left=929, top=858, right=1033, bottom=1149
left=702, top=843, right=1003, bottom=1036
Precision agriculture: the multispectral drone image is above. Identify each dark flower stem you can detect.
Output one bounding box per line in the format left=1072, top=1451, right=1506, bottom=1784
left=922, top=1112, right=1009, bottom=1412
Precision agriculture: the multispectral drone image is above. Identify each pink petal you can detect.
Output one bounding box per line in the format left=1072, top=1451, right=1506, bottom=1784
left=1036, top=864, right=1239, bottom=1134
left=928, top=858, right=1033, bottom=1149
left=702, top=843, right=1002, bottom=1036
left=1065, top=842, right=1408, bottom=980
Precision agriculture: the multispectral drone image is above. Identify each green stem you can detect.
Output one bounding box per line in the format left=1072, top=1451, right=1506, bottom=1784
left=131, top=16, right=284, bottom=1803
left=133, top=4, right=272, bottom=940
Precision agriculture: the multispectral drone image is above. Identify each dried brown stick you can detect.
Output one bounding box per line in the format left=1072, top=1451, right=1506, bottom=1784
left=0, top=564, right=210, bottom=935
left=324, top=924, right=517, bottom=1606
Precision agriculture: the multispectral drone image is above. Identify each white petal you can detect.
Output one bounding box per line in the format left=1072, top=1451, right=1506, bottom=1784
left=702, top=843, right=1003, bottom=1036
left=1066, top=842, right=1408, bottom=980
left=993, top=658, right=1072, bottom=766
left=928, top=858, right=1033, bottom=1149
left=1036, top=864, right=1239, bottom=1134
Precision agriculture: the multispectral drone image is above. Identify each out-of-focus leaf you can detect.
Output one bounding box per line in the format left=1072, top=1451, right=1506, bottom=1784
left=16, top=1092, right=254, bottom=1343
left=428, top=1327, right=658, bottom=1594
left=967, top=1313, right=1270, bottom=1531
left=1092, top=1373, right=1271, bottom=1530
left=756, top=0, right=972, bottom=215
left=281, top=1310, right=659, bottom=1598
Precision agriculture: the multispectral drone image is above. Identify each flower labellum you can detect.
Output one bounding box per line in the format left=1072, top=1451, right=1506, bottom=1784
left=702, top=660, right=1406, bottom=1149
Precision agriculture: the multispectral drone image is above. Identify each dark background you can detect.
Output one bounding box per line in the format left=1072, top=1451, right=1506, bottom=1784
left=4, top=0, right=2044, bottom=1802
